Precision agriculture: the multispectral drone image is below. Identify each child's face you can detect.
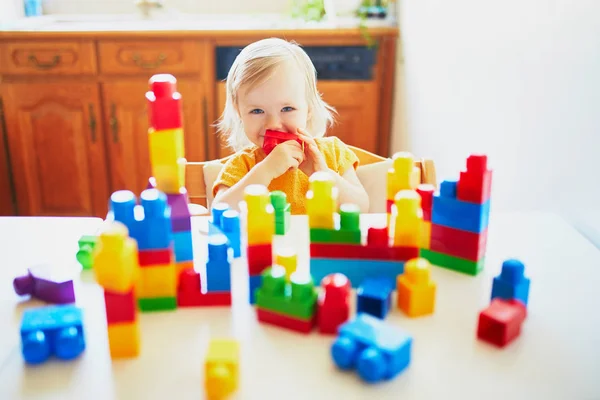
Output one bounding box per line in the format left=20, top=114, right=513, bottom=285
left=237, top=61, right=310, bottom=148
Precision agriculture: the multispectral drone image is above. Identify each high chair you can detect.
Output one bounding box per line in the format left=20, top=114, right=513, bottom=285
left=185, top=146, right=437, bottom=215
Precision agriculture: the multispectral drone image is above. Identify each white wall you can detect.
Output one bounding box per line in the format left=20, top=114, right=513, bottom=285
left=393, top=0, right=600, bottom=214
left=0, top=0, right=23, bottom=21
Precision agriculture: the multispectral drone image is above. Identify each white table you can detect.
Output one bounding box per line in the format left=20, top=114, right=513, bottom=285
left=0, top=213, right=599, bottom=400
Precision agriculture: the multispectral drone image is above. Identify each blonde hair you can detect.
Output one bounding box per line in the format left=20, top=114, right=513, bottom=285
left=216, top=38, right=336, bottom=151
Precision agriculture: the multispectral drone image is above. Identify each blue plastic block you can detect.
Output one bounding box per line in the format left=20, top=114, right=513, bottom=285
left=249, top=274, right=263, bottom=304
left=173, top=230, right=193, bottom=262
left=211, top=202, right=229, bottom=229
left=331, top=313, right=412, bottom=383
left=20, top=305, right=85, bottom=365
left=109, top=190, right=139, bottom=237
left=208, top=221, right=224, bottom=236
left=491, top=259, right=530, bottom=306
left=357, top=278, right=394, bottom=319
left=310, top=258, right=404, bottom=288
left=136, top=189, right=173, bottom=250
left=221, top=210, right=241, bottom=258
left=432, top=180, right=491, bottom=233
left=206, top=234, right=231, bottom=292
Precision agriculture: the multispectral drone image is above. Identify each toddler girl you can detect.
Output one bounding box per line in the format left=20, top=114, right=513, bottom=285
left=212, top=37, right=370, bottom=214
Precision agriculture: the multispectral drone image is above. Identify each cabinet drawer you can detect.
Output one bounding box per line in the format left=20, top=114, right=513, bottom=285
left=98, top=40, right=202, bottom=75
left=0, top=41, right=96, bottom=75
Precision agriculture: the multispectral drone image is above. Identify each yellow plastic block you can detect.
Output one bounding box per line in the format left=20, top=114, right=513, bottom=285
left=420, top=220, right=431, bottom=250
left=387, top=152, right=420, bottom=200
left=243, top=184, right=271, bottom=212
left=93, top=221, right=139, bottom=293
left=136, top=263, right=177, bottom=298
left=392, top=190, right=423, bottom=247
left=107, top=321, right=140, bottom=358
left=244, top=184, right=274, bottom=246
left=153, top=157, right=186, bottom=193
left=306, top=171, right=338, bottom=229
left=397, top=258, right=436, bottom=317
left=205, top=338, right=239, bottom=399
left=149, top=127, right=184, bottom=166
left=276, top=247, right=297, bottom=281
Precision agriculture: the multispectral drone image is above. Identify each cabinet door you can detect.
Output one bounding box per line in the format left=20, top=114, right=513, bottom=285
left=0, top=82, right=109, bottom=217
left=102, top=79, right=206, bottom=195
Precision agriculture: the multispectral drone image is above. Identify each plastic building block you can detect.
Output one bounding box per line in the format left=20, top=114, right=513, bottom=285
left=310, top=243, right=418, bottom=262
left=136, top=264, right=177, bottom=299
left=420, top=249, right=485, bottom=276
left=256, top=308, right=315, bottom=334
left=331, top=313, right=412, bottom=383
left=310, top=258, right=404, bottom=288
left=430, top=223, right=488, bottom=261
left=151, top=157, right=186, bottom=194
left=310, top=228, right=362, bottom=244
left=270, top=191, right=291, bottom=235
left=491, top=259, right=530, bottom=306
left=93, top=221, right=139, bottom=293
left=248, top=275, right=262, bottom=304
left=177, top=269, right=232, bottom=307
left=149, top=128, right=184, bottom=168
left=255, top=266, right=318, bottom=321
left=166, top=188, right=191, bottom=232
left=357, top=277, right=394, bottom=319
left=397, top=258, right=436, bottom=317
left=306, top=171, right=338, bottom=229
left=206, top=234, right=232, bottom=292
left=13, top=265, right=75, bottom=304
left=247, top=243, right=272, bottom=275
left=138, top=297, right=177, bottom=311
left=477, top=298, right=527, bottom=347
left=420, top=221, right=431, bottom=250
left=173, top=230, right=193, bottom=262
left=431, top=180, right=491, bottom=233
left=391, top=190, right=423, bottom=247
left=107, top=321, right=140, bottom=358
left=262, top=129, right=303, bottom=155
left=275, top=247, right=297, bottom=281
left=318, top=273, right=351, bottom=334
left=416, top=184, right=434, bottom=222
left=20, top=305, right=85, bottom=365
left=138, top=248, right=173, bottom=267
left=367, top=226, right=388, bottom=246
left=205, top=338, right=239, bottom=399
left=387, top=152, right=420, bottom=205
left=76, top=235, right=97, bottom=270
left=103, top=289, right=136, bottom=324
left=210, top=202, right=229, bottom=235
left=244, top=185, right=275, bottom=246
left=221, top=210, right=241, bottom=258
left=108, top=190, right=139, bottom=237
left=457, top=154, right=492, bottom=204
left=146, top=73, right=183, bottom=131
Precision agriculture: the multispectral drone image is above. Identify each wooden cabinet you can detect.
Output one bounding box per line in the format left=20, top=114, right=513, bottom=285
left=0, top=82, right=110, bottom=217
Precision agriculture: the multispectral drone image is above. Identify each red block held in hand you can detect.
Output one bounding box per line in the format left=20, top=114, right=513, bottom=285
left=262, top=130, right=303, bottom=155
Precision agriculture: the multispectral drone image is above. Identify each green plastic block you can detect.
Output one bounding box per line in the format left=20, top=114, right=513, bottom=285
left=138, top=297, right=177, bottom=312
left=340, top=204, right=360, bottom=231
left=255, top=266, right=317, bottom=320
left=271, top=191, right=291, bottom=235
left=419, top=249, right=485, bottom=276
left=310, top=228, right=361, bottom=244
left=76, top=235, right=98, bottom=270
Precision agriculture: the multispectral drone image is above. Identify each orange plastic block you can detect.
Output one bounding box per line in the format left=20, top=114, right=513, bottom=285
left=421, top=220, right=431, bottom=250
left=107, top=320, right=140, bottom=358
left=397, top=258, right=436, bottom=317
left=205, top=338, right=239, bottom=399
left=387, top=152, right=420, bottom=200
left=135, top=263, right=177, bottom=298
left=93, top=221, right=139, bottom=293
left=306, top=171, right=338, bottom=229
left=391, top=190, right=423, bottom=247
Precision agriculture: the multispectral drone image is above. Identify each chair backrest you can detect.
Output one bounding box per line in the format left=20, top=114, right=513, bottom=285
left=185, top=147, right=437, bottom=211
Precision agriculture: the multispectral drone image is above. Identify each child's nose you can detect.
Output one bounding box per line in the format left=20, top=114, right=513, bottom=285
left=265, top=114, right=284, bottom=132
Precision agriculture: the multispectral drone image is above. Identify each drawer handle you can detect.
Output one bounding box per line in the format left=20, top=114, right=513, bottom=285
left=88, top=104, right=97, bottom=143
left=109, top=103, right=119, bottom=143
left=28, top=54, right=61, bottom=70
left=132, top=53, right=167, bottom=69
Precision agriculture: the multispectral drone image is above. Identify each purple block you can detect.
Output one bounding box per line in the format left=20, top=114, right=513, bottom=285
left=13, top=265, right=75, bottom=304
left=167, top=188, right=192, bottom=233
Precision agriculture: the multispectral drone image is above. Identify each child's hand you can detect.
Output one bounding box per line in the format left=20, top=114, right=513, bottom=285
left=259, top=140, right=305, bottom=180
left=296, top=128, right=329, bottom=177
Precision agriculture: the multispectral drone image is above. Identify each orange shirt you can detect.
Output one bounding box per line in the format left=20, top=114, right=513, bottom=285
left=212, top=136, right=359, bottom=214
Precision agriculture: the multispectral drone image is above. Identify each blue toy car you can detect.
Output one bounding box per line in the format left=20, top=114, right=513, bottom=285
left=331, top=313, right=412, bottom=383
left=20, top=305, right=85, bottom=365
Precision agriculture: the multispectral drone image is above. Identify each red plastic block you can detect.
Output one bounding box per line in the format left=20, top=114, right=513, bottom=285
left=104, top=289, right=137, bottom=324
left=417, top=184, right=434, bottom=221
left=247, top=243, right=272, bottom=275
left=138, top=248, right=173, bottom=267
left=262, top=130, right=303, bottom=155
left=318, top=274, right=351, bottom=334
left=457, top=154, right=492, bottom=204
left=310, top=243, right=419, bottom=262
left=256, top=307, right=315, bottom=334
left=177, top=269, right=231, bottom=307
left=430, top=223, right=487, bottom=261
left=367, top=227, right=388, bottom=247
left=146, top=74, right=183, bottom=131
left=386, top=199, right=394, bottom=214
left=477, top=298, right=527, bottom=347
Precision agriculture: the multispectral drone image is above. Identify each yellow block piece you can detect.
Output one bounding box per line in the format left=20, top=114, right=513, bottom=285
left=244, top=185, right=274, bottom=246
left=205, top=338, right=239, bottom=399
left=153, top=157, right=186, bottom=193
left=149, top=127, right=184, bottom=166
left=392, top=190, right=423, bottom=247
left=387, top=152, right=420, bottom=200
left=306, top=171, right=338, bottom=229
left=135, top=263, right=177, bottom=298
left=276, top=247, right=297, bottom=281
left=397, top=258, right=436, bottom=317
left=420, top=220, right=431, bottom=250
left=93, top=221, right=139, bottom=293
left=107, top=321, right=140, bottom=358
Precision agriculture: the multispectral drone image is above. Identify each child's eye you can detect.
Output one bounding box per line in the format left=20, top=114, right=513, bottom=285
left=282, top=106, right=295, bottom=112
left=250, top=109, right=264, bottom=114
